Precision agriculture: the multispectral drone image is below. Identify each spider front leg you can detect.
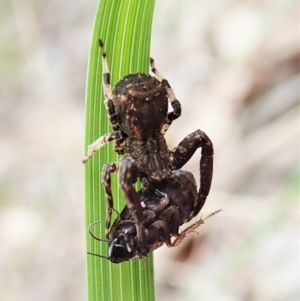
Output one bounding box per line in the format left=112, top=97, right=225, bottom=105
left=118, top=157, right=147, bottom=255
left=150, top=58, right=181, bottom=134
left=101, top=158, right=149, bottom=239
left=99, top=39, right=119, bottom=131
left=101, top=162, right=120, bottom=237
left=82, top=39, right=125, bottom=163
left=169, top=129, right=214, bottom=218
left=82, top=131, right=125, bottom=163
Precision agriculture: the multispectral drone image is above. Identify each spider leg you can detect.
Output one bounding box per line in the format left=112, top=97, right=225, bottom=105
left=118, top=157, right=147, bottom=255
left=101, top=162, right=120, bottom=237
left=172, top=209, right=221, bottom=246
left=83, top=40, right=127, bottom=163
left=150, top=58, right=181, bottom=134
left=99, top=39, right=119, bottom=131
left=82, top=131, right=124, bottom=163
left=170, top=129, right=214, bottom=218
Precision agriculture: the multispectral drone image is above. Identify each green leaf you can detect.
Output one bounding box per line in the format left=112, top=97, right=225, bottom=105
left=84, top=1, right=156, bottom=301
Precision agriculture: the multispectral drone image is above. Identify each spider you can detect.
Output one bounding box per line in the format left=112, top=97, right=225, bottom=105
left=83, top=40, right=214, bottom=255
left=88, top=169, right=220, bottom=263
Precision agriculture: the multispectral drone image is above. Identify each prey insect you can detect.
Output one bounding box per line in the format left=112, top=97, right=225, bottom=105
left=88, top=170, right=220, bottom=263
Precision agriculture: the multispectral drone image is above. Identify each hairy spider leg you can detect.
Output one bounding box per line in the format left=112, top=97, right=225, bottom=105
left=169, top=129, right=214, bottom=219
left=171, top=209, right=221, bottom=246
left=99, top=40, right=119, bottom=131
left=82, top=40, right=127, bottom=163
left=101, top=162, right=120, bottom=237
left=82, top=131, right=123, bottom=163
left=118, top=157, right=148, bottom=255
left=102, top=157, right=148, bottom=255
left=150, top=58, right=181, bottom=134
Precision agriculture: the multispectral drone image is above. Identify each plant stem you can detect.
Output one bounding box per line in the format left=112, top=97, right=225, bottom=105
left=84, top=1, right=156, bottom=300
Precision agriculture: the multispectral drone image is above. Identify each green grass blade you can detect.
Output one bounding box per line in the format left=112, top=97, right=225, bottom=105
left=84, top=1, right=156, bottom=301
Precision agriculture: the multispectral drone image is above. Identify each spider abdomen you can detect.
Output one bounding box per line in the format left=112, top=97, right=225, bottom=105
left=112, top=73, right=168, bottom=139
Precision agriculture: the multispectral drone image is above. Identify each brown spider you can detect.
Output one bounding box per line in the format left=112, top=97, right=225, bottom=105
left=83, top=40, right=215, bottom=256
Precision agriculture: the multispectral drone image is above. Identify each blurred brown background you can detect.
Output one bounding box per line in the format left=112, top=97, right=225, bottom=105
left=0, top=0, right=299, bottom=300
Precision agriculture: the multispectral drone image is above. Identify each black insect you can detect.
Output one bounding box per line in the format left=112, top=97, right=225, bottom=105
left=83, top=40, right=215, bottom=256
left=88, top=169, right=220, bottom=263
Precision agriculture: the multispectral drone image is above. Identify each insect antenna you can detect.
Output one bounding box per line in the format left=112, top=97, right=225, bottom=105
left=87, top=251, right=110, bottom=260
left=88, top=220, right=108, bottom=242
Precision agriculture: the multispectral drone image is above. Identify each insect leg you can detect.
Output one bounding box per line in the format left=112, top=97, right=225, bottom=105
left=158, top=205, right=180, bottom=237
left=140, top=188, right=170, bottom=213
left=150, top=58, right=181, bottom=134
left=146, top=220, right=172, bottom=248
left=170, top=129, right=214, bottom=217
